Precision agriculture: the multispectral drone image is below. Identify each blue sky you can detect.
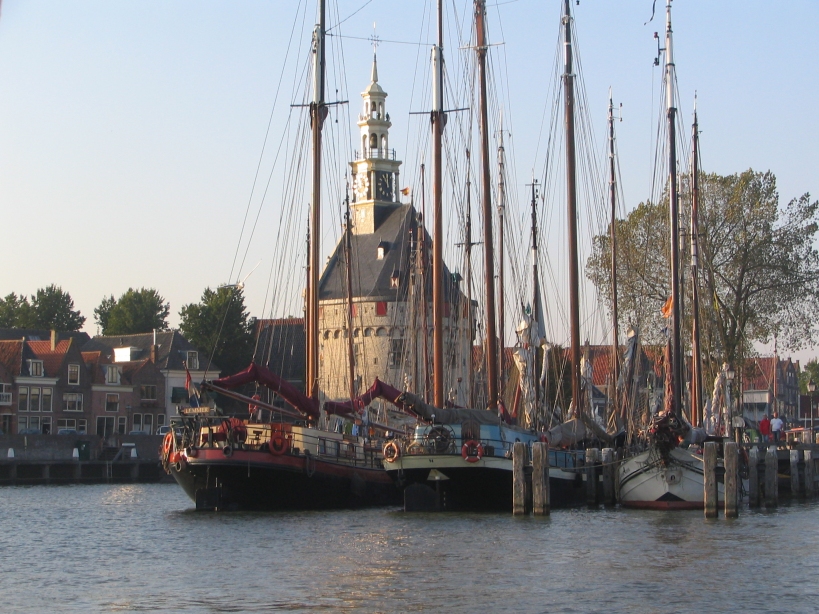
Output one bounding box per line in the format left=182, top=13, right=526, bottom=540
left=1, top=1, right=817, bottom=361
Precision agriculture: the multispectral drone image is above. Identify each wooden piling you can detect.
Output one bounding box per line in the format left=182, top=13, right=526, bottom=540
left=790, top=449, right=801, bottom=497
left=805, top=450, right=815, bottom=499
left=748, top=446, right=760, bottom=508
left=513, top=441, right=527, bottom=516
left=724, top=441, right=738, bottom=518
left=532, top=442, right=550, bottom=515
left=585, top=448, right=599, bottom=506
left=765, top=445, right=778, bottom=508
left=703, top=441, right=718, bottom=518
left=601, top=448, right=615, bottom=505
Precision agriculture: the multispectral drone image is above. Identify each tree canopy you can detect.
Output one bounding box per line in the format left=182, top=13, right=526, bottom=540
left=0, top=285, right=85, bottom=331
left=587, top=169, right=819, bottom=369
left=94, top=288, right=170, bottom=335
left=179, top=286, right=253, bottom=376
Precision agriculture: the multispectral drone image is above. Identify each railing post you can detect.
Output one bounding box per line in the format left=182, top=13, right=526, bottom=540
left=585, top=448, right=599, bottom=507
left=601, top=448, right=615, bottom=505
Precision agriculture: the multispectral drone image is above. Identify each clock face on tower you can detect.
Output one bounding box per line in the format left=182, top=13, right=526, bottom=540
left=375, top=171, right=393, bottom=200
left=354, top=173, right=370, bottom=201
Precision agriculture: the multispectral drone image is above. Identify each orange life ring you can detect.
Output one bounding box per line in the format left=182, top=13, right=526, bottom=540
left=383, top=441, right=400, bottom=463
left=461, top=440, right=483, bottom=463
left=161, top=431, right=173, bottom=459
left=269, top=433, right=289, bottom=455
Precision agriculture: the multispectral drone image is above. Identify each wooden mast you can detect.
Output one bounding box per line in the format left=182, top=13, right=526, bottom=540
left=476, top=0, right=499, bottom=409
left=343, top=195, right=356, bottom=403
left=306, top=0, right=326, bottom=400
left=465, top=149, right=475, bottom=407
left=563, top=0, right=582, bottom=416
left=431, top=0, right=446, bottom=408
left=420, top=164, right=431, bottom=401
left=664, top=0, right=684, bottom=418
left=497, top=124, right=506, bottom=389
left=607, top=92, right=620, bottom=419
left=530, top=179, right=541, bottom=415
left=690, top=98, right=703, bottom=426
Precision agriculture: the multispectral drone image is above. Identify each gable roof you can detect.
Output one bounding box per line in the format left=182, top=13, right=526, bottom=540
left=82, top=330, right=220, bottom=374
left=26, top=339, right=76, bottom=378
left=0, top=340, right=24, bottom=379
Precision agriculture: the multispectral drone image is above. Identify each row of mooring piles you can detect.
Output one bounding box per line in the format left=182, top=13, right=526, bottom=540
left=703, top=441, right=740, bottom=518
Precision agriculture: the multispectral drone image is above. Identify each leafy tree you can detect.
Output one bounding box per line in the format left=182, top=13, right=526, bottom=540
left=95, top=288, right=169, bottom=335
left=0, top=293, right=34, bottom=328
left=587, top=169, right=819, bottom=372
left=29, top=285, right=85, bottom=331
left=799, top=359, right=819, bottom=393
left=179, top=286, right=253, bottom=376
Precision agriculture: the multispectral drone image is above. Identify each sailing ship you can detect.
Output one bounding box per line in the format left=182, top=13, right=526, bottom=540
left=617, top=0, right=724, bottom=509
left=380, top=0, right=604, bottom=512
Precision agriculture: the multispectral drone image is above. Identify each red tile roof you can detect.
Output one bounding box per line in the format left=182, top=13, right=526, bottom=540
left=0, top=341, right=24, bottom=378
left=27, top=339, right=75, bottom=378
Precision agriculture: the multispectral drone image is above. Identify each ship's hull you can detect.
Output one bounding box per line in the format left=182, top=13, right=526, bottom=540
left=618, top=447, right=723, bottom=510
left=384, top=451, right=584, bottom=512
left=171, top=447, right=400, bottom=511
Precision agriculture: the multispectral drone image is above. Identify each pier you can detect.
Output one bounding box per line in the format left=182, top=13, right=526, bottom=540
left=0, top=434, right=167, bottom=486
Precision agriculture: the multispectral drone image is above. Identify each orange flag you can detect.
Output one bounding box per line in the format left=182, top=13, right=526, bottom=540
left=661, top=296, right=673, bottom=318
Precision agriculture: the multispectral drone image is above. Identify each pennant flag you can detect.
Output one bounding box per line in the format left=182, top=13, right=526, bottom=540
left=400, top=186, right=410, bottom=196
left=661, top=296, right=673, bottom=319
left=185, top=365, right=200, bottom=407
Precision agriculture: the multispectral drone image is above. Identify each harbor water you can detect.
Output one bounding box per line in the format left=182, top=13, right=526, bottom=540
left=2, top=483, right=818, bottom=613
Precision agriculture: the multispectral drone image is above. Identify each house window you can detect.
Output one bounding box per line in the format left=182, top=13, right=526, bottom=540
left=18, top=387, right=28, bottom=412
left=156, top=414, right=165, bottom=427
left=105, top=394, right=119, bottom=413
left=29, top=360, right=43, bottom=377
left=41, top=417, right=51, bottom=434
left=0, top=383, right=10, bottom=406
left=30, top=387, right=40, bottom=412
left=117, top=416, right=127, bottom=435
left=133, top=414, right=143, bottom=432
left=389, top=339, right=405, bottom=368
left=42, top=388, right=52, bottom=412
left=26, top=416, right=40, bottom=431
left=67, top=363, right=80, bottom=385
left=187, top=351, right=199, bottom=370
left=63, top=393, right=83, bottom=412
left=140, top=385, right=157, bottom=401
left=78, top=419, right=87, bottom=434
left=144, top=414, right=153, bottom=434
left=57, top=418, right=77, bottom=430
left=96, top=416, right=115, bottom=437
left=106, top=365, right=118, bottom=384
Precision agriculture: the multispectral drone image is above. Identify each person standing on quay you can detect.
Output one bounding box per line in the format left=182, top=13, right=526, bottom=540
left=771, top=412, right=784, bottom=442
left=759, top=414, right=771, bottom=443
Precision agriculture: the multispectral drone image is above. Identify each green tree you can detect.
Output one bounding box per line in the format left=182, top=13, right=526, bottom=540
left=179, top=286, right=253, bottom=376
left=0, top=293, right=34, bottom=328
left=95, top=288, right=169, bottom=335
left=30, top=285, right=85, bottom=331
left=587, top=170, right=819, bottom=370
left=799, top=359, right=819, bottom=393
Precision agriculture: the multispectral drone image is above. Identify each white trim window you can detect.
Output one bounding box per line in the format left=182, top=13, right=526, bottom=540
left=106, top=365, right=119, bottom=385
left=117, top=416, right=127, bottom=435
left=67, top=363, right=80, bottom=385
left=63, top=393, right=83, bottom=412
left=18, top=387, right=28, bottom=412
left=105, top=393, right=119, bottom=413
left=140, top=385, right=157, bottom=401
left=29, top=387, right=40, bottom=412
left=42, top=388, right=52, bottom=412
left=78, top=419, right=87, bottom=434
left=133, top=413, right=143, bottom=432
left=28, top=360, right=43, bottom=377
left=187, top=351, right=199, bottom=370
left=57, top=419, right=77, bottom=430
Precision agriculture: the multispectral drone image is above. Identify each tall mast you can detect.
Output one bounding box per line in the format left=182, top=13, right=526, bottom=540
left=431, top=0, right=446, bottom=408
left=530, top=178, right=541, bottom=415
left=465, top=149, right=475, bottom=407
left=690, top=97, right=703, bottom=426
left=420, top=164, right=431, bottom=402
left=563, top=0, right=582, bottom=416
left=497, top=123, right=506, bottom=386
left=608, top=92, right=620, bottom=418
left=343, top=194, right=356, bottom=403
left=665, top=0, right=683, bottom=418
left=306, top=0, right=326, bottom=400
left=476, top=0, right=499, bottom=409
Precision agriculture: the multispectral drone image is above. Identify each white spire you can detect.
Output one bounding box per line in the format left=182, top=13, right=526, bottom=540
left=371, top=53, right=378, bottom=83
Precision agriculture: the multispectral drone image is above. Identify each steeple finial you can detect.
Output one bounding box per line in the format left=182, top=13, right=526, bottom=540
left=371, top=53, right=378, bottom=83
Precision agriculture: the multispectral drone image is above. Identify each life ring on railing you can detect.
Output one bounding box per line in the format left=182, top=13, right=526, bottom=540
left=269, top=434, right=289, bottom=456
left=169, top=450, right=181, bottom=465
left=461, top=440, right=483, bottom=463
left=174, top=457, right=186, bottom=473
left=161, top=432, right=173, bottom=460
left=383, top=441, right=400, bottom=463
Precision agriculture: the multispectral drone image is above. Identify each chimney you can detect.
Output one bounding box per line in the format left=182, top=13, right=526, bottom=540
left=50, top=330, right=57, bottom=351
left=150, top=344, right=157, bottom=363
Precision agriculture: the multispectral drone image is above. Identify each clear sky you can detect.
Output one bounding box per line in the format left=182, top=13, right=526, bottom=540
left=1, top=1, right=817, bottom=362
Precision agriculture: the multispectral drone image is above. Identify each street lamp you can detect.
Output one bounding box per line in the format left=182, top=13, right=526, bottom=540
left=808, top=379, right=816, bottom=442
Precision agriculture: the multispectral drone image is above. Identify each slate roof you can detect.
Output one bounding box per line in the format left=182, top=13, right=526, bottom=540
left=253, top=318, right=305, bottom=387
left=82, top=330, right=220, bottom=374
left=318, top=203, right=460, bottom=303
left=0, top=328, right=91, bottom=346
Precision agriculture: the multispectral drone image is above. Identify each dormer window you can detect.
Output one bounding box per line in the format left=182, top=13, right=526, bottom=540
left=106, top=365, right=119, bottom=385
left=67, top=363, right=80, bottom=385
left=377, top=241, right=388, bottom=260
left=187, top=351, right=199, bottom=370
left=29, top=360, right=43, bottom=377
left=390, top=269, right=400, bottom=289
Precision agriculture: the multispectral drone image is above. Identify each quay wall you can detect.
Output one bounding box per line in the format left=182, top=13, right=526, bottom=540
left=0, top=434, right=162, bottom=461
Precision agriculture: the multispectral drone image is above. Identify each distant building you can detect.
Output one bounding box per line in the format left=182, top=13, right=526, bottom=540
left=741, top=356, right=800, bottom=424
left=82, top=331, right=218, bottom=426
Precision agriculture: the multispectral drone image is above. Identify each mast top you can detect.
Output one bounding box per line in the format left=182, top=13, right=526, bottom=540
left=664, top=0, right=675, bottom=112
